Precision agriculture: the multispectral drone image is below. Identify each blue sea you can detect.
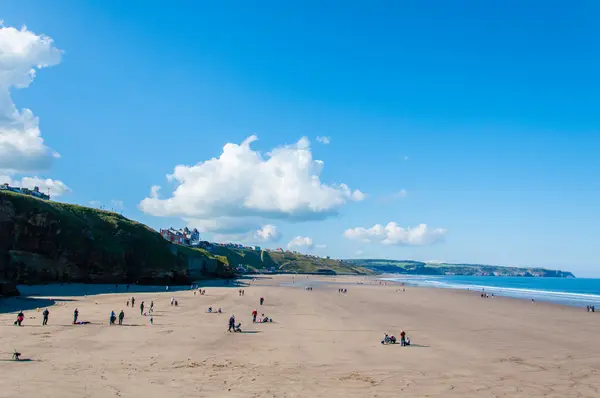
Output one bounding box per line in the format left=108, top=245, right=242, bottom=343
left=381, top=275, right=600, bottom=307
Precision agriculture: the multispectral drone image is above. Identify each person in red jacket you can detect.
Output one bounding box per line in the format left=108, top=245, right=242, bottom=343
left=252, top=309, right=258, bottom=322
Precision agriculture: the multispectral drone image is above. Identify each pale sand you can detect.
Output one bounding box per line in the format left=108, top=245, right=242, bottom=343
left=1, top=275, right=599, bottom=397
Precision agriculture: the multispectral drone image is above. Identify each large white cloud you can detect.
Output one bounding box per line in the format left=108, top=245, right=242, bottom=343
left=0, top=175, right=70, bottom=197
left=344, top=222, right=446, bottom=246
left=255, top=224, right=281, bottom=242
left=287, top=236, right=314, bottom=250
left=140, top=136, right=364, bottom=224
left=0, top=24, right=62, bottom=173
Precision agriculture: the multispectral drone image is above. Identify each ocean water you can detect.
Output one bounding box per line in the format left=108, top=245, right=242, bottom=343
left=381, top=275, right=600, bottom=307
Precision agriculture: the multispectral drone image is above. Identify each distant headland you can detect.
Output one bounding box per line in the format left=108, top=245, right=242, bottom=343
left=343, top=259, right=575, bottom=278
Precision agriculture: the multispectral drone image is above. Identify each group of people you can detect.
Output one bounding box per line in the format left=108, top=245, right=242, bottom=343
left=238, top=289, right=245, bottom=296
left=381, top=330, right=410, bottom=346
left=587, top=305, right=596, bottom=312
left=208, top=307, right=222, bottom=313
left=251, top=309, right=272, bottom=323
left=228, top=315, right=242, bottom=332
left=305, top=286, right=313, bottom=291
left=338, top=288, right=348, bottom=293
left=109, top=310, right=125, bottom=325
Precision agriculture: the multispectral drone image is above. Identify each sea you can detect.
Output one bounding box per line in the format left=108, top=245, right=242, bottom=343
left=381, top=275, right=600, bottom=308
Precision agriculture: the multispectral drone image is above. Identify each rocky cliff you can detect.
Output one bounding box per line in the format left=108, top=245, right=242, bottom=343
left=0, top=191, right=234, bottom=288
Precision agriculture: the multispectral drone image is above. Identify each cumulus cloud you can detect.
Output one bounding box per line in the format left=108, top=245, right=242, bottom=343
left=0, top=23, right=62, bottom=173
left=255, top=224, right=281, bottom=242
left=343, top=222, right=446, bottom=246
left=316, top=136, right=330, bottom=144
left=140, top=136, right=364, bottom=226
left=287, top=236, right=314, bottom=250
left=0, top=175, right=70, bottom=197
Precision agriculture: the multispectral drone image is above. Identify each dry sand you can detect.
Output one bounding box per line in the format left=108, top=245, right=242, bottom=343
left=1, top=275, right=599, bottom=397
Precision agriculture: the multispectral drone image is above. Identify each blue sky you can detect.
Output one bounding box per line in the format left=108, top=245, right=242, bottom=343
left=1, top=1, right=599, bottom=276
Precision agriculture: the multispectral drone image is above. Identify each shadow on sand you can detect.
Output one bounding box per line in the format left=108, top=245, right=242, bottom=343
left=236, top=330, right=261, bottom=334
left=0, top=297, right=76, bottom=314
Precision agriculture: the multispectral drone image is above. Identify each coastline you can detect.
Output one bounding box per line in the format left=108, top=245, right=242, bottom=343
left=378, top=274, right=600, bottom=308
left=1, top=275, right=598, bottom=397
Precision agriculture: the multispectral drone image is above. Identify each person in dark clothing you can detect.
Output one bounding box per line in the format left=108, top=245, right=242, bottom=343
left=42, top=308, right=50, bottom=325
left=73, top=308, right=79, bottom=324
left=252, top=309, right=258, bottom=323
left=15, top=311, right=24, bottom=326
left=131, top=297, right=135, bottom=307
left=118, top=310, right=125, bottom=325
left=140, top=302, right=144, bottom=315
left=228, top=315, right=236, bottom=332
left=260, top=297, right=264, bottom=306
left=110, top=311, right=117, bottom=325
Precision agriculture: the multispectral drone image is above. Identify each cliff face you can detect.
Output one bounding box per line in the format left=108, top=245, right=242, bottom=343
left=0, top=191, right=234, bottom=286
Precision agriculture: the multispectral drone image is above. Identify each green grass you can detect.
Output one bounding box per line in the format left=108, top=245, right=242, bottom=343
left=0, top=191, right=234, bottom=283
left=1, top=191, right=369, bottom=281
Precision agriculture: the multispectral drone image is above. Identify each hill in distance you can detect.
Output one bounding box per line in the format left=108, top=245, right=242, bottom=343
left=344, top=259, right=575, bottom=278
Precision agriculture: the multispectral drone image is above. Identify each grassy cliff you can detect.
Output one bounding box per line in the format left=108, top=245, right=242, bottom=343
left=0, top=191, right=234, bottom=285
left=208, top=245, right=370, bottom=274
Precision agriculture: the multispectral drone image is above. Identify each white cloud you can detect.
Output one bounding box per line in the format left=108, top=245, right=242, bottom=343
left=0, top=24, right=62, bottom=173
left=315, top=244, right=327, bottom=249
left=0, top=175, right=70, bottom=197
left=287, top=236, right=314, bottom=250
left=344, top=222, right=446, bottom=246
left=255, top=224, right=281, bottom=242
left=140, top=136, right=364, bottom=226
left=316, top=136, right=331, bottom=144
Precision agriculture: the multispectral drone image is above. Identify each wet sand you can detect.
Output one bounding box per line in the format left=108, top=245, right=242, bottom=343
left=1, top=275, right=599, bottom=397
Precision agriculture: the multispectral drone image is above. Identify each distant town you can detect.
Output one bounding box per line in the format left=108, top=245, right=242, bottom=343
left=0, top=183, right=51, bottom=200
left=159, top=226, right=332, bottom=274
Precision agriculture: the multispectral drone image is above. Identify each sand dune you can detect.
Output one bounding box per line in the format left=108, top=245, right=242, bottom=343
left=1, top=275, right=598, bottom=397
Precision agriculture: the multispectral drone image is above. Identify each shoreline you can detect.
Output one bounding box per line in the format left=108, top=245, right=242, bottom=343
left=377, top=274, right=600, bottom=308
left=1, top=274, right=599, bottom=397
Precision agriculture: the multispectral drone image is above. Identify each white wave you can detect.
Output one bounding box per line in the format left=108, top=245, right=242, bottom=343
left=382, top=277, right=600, bottom=306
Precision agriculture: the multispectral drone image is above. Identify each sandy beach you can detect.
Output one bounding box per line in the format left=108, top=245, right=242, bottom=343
left=1, top=275, right=599, bottom=397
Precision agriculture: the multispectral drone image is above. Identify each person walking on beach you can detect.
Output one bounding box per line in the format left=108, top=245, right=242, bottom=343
left=228, top=315, right=236, bottom=332
left=131, top=297, right=135, bottom=307
left=260, top=297, right=264, bottom=306
left=150, top=301, right=154, bottom=311
left=118, top=310, right=125, bottom=325
left=252, top=309, right=258, bottom=323
left=109, top=311, right=117, bottom=325
left=73, top=308, right=79, bottom=324
left=42, top=308, right=50, bottom=325
left=127, top=299, right=130, bottom=307
left=140, top=301, right=145, bottom=315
